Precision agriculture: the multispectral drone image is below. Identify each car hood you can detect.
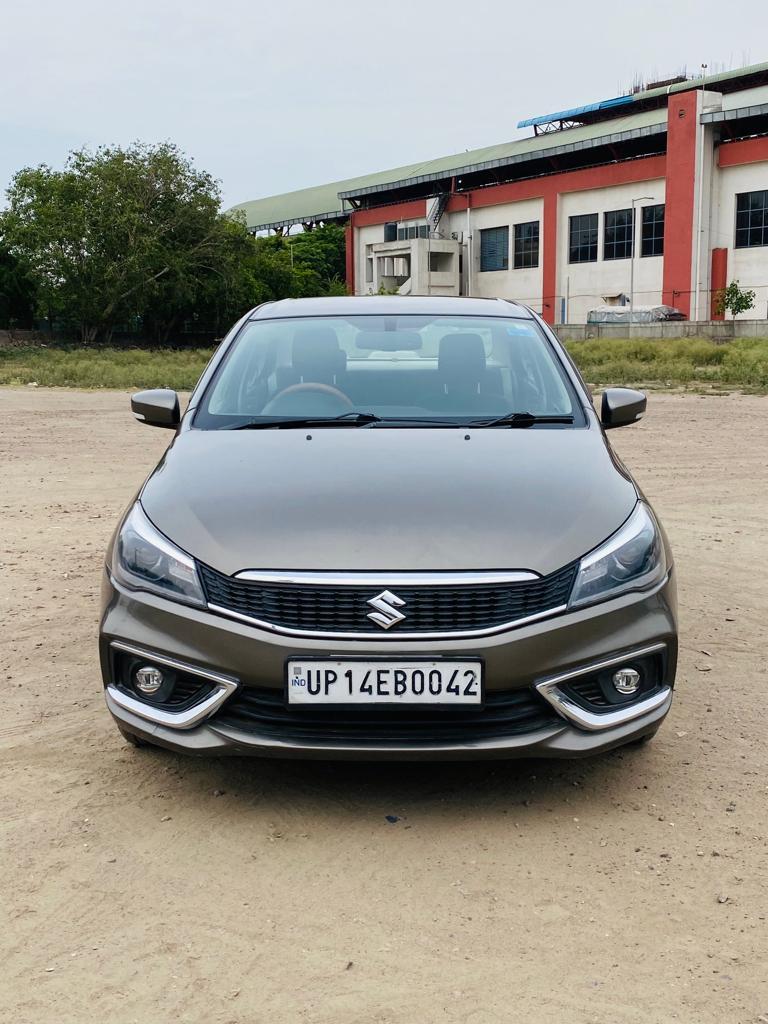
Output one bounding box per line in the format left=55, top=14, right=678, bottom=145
left=140, top=426, right=637, bottom=577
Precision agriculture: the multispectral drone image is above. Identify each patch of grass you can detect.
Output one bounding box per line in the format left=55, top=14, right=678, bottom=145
left=1, top=337, right=768, bottom=392
left=0, top=346, right=216, bottom=389
left=565, top=336, right=768, bottom=391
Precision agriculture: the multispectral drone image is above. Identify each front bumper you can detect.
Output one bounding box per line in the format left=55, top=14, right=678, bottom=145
left=99, top=569, right=678, bottom=760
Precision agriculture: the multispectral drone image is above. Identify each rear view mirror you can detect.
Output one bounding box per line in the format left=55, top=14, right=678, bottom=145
left=600, top=388, right=646, bottom=429
left=355, top=330, right=423, bottom=351
left=131, top=389, right=180, bottom=429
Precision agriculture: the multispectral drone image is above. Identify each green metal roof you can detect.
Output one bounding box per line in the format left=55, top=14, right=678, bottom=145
left=228, top=108, right=667, bottom=231
left=338, top=108, right=667, bottom=198
left=228, top=177, right=358, bottom=232
left=230, top=61, right=768, bottom=232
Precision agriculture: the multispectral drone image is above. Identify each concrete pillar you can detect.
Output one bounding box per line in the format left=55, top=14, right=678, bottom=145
left=662, top=89, right=722, bottom=318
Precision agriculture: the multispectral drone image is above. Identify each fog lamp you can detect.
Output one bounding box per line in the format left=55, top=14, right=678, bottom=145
left=134, top=665, right=165, bottom=695
left=612, top=667, right=641, bottom=695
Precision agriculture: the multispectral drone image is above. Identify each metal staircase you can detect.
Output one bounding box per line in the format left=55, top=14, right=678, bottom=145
left=427, top=192, right=451, bottom=234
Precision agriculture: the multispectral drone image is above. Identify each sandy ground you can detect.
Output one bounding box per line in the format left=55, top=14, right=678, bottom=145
left=1, top=387, right=767, bottom=1024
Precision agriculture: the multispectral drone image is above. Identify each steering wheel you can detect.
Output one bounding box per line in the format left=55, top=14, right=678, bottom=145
left=261, top=382, right=353, bottom=417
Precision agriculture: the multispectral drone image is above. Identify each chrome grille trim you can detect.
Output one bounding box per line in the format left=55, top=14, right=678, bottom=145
left=234, top=569, right=540, bottom=586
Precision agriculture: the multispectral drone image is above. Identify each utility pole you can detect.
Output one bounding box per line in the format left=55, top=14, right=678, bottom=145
left=629, top=196, right=655, bottom=332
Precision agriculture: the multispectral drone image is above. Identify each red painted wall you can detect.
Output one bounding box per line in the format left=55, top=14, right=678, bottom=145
left=718, top=136, right=768, bottom=167
left=662, top=91, right=699, bottom=316
left=710, top=247, right=728, bottom=319
left=542, top=192, right=559, bottom=321
left=352, top=200, right=427, bottom=228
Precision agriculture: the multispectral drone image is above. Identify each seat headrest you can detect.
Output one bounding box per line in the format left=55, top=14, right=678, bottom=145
left=438, top=333, right=487, bottom=387
left=291, top=327, right=346, bottom=382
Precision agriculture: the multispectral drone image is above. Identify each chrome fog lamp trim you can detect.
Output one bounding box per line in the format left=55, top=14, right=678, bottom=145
left=535, top=643, right=669, bottom=732
left=107, top=641, right=238, bottom=729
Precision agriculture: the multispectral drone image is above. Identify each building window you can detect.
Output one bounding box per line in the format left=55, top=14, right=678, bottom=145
left=480, top=226, right=509, bottom=272
left=396, top=223, right=430, bottom=241
left=641, top=204, right=665, bottom=257
left=383, top=222, right=397, bottom=242
left=568, top=213, right=598, bottom=263
left=513, top=221, right=539, bottom=269
left=603, top=209, right=634, bottom=261
left=735, top=190, right=768, bottom=248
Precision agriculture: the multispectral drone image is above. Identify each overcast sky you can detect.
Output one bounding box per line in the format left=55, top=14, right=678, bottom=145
left=0, top=0, right=758, bottom=210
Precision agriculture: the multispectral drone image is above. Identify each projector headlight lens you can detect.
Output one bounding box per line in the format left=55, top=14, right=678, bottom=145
left=570, top=503, right=666, bottom=609
left=113, top=502, right=205, bottom=607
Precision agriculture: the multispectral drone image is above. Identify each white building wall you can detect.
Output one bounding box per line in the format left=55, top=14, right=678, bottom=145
left=714, top=162, right=768, bottom=319
left=355, top=223, right=387, bottom=294
left=557, top=179, right=666, bottom=324
left=442, top=199, right=545, bottom=312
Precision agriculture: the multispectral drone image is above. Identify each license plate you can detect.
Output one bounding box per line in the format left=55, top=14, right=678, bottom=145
left=287, top=659, right=482, bottom=705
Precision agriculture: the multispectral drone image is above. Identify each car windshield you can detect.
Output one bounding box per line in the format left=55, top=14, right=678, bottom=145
left=194, top=314, right=580, bottom=428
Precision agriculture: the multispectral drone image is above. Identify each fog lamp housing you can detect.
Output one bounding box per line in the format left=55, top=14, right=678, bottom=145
left=612, top=667, right=641, bottom=695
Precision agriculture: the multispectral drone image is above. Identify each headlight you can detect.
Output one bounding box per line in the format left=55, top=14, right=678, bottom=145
left=112, top=502, right=205, bottom=607
left=569, top=502, right=667, bottom=609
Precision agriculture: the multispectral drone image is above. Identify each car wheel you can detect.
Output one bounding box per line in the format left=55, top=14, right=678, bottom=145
left=117, top=724, right=150, bottom=749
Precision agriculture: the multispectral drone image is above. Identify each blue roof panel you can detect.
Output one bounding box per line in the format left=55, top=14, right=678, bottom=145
left=517, top=94, right=633, bottom=129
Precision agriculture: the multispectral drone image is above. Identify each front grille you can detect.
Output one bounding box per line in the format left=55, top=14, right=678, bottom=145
left=212, top=686, right=561, bottom=744
left=198, top=563, right=577, bottom=635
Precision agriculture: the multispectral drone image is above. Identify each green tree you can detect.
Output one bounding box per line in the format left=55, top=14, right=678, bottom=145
left=0, top=142, right=256, bottom=343
left=715, top=279, right=756, bottom=320
left=244, top=224, right=347, bottom=302
left=140, top=214, right=260, bottom=343
left=0, top=245, right=37, bottom=329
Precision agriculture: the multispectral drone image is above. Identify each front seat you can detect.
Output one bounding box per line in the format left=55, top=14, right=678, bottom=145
left=438, top=332, right=489, bottom=413
left=276, top=327, right=347, bottom=390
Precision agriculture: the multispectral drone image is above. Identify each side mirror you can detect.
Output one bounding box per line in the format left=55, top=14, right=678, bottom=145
left=131, top=389, right=180, bottom=429
left=600, top=387, right=646, bottom=429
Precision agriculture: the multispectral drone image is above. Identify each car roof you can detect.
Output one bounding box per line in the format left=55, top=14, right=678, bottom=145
left=248, top=296, right=533, bottom=320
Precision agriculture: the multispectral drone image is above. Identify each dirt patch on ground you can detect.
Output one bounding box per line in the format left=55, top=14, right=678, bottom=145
left=1, top=388, right=767, bottom=1024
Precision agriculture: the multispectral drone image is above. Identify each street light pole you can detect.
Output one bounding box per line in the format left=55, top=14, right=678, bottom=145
left=629, top=196, right=655, bottom=333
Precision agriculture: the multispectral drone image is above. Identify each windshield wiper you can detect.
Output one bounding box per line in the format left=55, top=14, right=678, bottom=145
left=468, top=411, right=575, bottom=428
left=231, top=411, right=383, bottom=430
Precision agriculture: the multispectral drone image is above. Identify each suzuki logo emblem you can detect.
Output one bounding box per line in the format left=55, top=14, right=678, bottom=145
left=366, top=590, right=406, bottom=629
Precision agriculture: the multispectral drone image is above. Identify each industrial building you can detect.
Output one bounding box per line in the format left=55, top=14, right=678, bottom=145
left=230, top=62, right=768, bottom=324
